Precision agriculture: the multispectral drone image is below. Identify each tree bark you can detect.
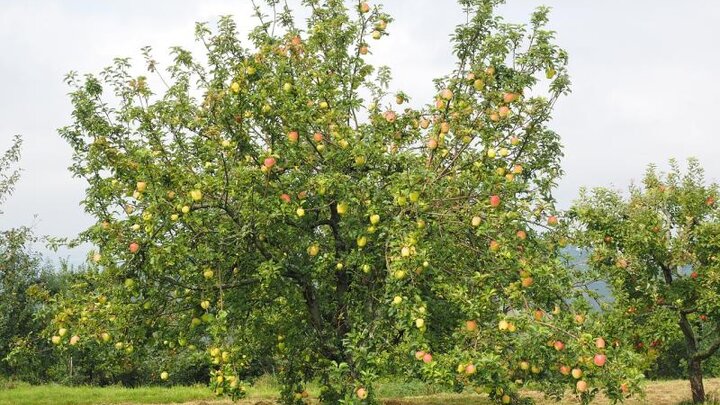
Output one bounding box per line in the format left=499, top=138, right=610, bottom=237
left=679, top=312, right=705, bottom=404
left=688, top=358, right=705, bottom=404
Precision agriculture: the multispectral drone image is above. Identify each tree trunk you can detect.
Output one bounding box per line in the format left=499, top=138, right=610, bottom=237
left=688, top=358, right=705, bottom=404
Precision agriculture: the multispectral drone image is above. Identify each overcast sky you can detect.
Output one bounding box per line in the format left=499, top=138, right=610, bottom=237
left=1, top=0, right=719, bottom=265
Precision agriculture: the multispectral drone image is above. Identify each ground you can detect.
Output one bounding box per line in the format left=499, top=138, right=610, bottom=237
left=0, top=379, right=718, bottom=405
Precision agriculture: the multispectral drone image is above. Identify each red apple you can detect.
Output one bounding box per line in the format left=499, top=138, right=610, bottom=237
left=547, top=215, right=559, bottom=226
left=129, top=242, right=140, bottom=254
left=466, top=320, right=477, bottom=331
left=313, top=132, right=323, bottom=142
left=489, top=195, right=501, bottom=207
left=691, top=271, right=699, bottom=279
left=414, top=350, right=425, bottom=360
left=287, top=131, right=299, bottom=143
left=576, top=380, right=588, bottom=392
left=356, top=387, right=368, bottom=399
left=427, top=138, right=438, bottom=150
left=422, top=353, right=433, bottom=363
left=593, top=354, right=607, bottom=367
left=465, top=364, right=476, bottom=374
left=559, top=365, right=571, bottom=376
left=595, top=337, right=606, bottom=349
left=516, top=230, right=527, bottom=240
left=707, top=196, right=716, bottom=206
left=553, top=340, right=565, bottom=351
left=280, top=194, right=291, bottom=203
left=489, top=240, right=500, bottom=251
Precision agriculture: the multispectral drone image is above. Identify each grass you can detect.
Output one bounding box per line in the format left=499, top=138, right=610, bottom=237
left=0, top=378, right=718, bottom=405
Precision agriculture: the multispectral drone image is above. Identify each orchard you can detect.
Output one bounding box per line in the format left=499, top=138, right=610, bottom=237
left=50, top=0, right=647, bottom=404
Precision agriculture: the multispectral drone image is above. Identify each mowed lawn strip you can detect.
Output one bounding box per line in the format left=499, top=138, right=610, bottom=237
left=0, top=379, right=718, bottom=405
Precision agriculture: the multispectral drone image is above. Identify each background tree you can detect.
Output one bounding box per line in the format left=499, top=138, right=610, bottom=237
left=570, top=159, right=720, bottom=404
left=56, top=0, right=642, bottom=403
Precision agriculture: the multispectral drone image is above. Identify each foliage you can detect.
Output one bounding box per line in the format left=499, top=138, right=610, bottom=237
left=569, top=158, right=720, bottom=403
left=55, top=0, right=642, bottom=404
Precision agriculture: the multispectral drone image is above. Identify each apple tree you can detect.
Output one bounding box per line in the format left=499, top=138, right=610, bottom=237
left=569, top=159, right=720, bottom=404
left=56, top=0, right=642, bottom=403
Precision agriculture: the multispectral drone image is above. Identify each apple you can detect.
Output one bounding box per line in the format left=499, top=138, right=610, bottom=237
left=575, top=380, right=588, bottom=393
left=498, top=106, right=510, bottom=118
left=559, top=365, right=571, bottom=376
left=355, top=155, right=366, bottom=166
left=336, top=202, right=348, bottom=215
left=230, top=82, right=240, bottom=93
left=51, top=336, right=61, bottom=345
left=136, top=181, right=147, bottom=192
left=422, top=353, right=433, bottom=363
left=308, top=244, right=320, bottom=256
left=203, top=269, right=214, bottom=279
left=473, top=79, right=485, bottom=91
left=502, top=394, right=511, bottom=404
left=533, top=310, right=544, bottom=321
left=427, top=138, right=438, bottom=150
left=101, top=332, right=111, bottom=343
left=415, top=318, right=425, bottom=328
left=531, top=365, right=542, bottom=374
left=503, top=92, right=519, bottom=103
left=263, top=157, right=276, bottom=169
left=384, top=110, right=397, bottom=123
left=489, top=195, right=501, bottom=207
left=489, top=240, right=500, bottom=251
left=521, top=277, right=534, bottom=288
left=547, top=215, right=559, bottom=226
left=170, top=214, right=179, bottom=221
left=129, top=242, right=140, bottom=254
left=201, top=300, right=210, bottom=310
left=370, top=214, right=380, bottom=225
left=419, top=119, right=430, bottom=129
left=471, top=216, right=481, bottom=227
left=280, top=194, right=291, bottom=203
left=553, top=340, right=565, bottom=351
left=498, top=319, right=509, bottom=331
left=357, top=236, right=367, bottom=248
left=466, top=320, right=477, bottom=331
left=487, top=148, right=496, bottom=158
left=571, top=368, right=583, bottom=379
left=400, top=246, right=411, bottom=257
left=288, top=131, right=299, bottom=143
left=510, top=136, right=520, bottom=145
left=620, top=383, right=629, bottom=393
left=181, top=205, right=190, bottom=214
left=415, top=350, right=426, bottom=360
left=707, top=196, right=716, bottom=206
left=440, top=89, right=454, bottom=101
left=515, top=230, right=527, bottom=240
left=574, top=314, right=585, bottom=324
left=190, top=189, right=202, bottom=201
left=296, top=207, right=305, bottom=217
left=595, top=337, right=606, bottom=349
left=593, top=354, right=607, bottom=367
left=465, top=364, right=476, bottom=374
left=70, top=335, right=80, bottom=345
left=313, top=132, right=323, bottom=142
left=371, top=30, right=381, bottom=40
left=160, top=371, right=169, bottom=381
left=520, top=361, right=530, bottom=371
left=691, top=271, right=699, bottom=279
left=356, top=387, right=368, bottom=400
left=392, top=296, right=402, bottom=305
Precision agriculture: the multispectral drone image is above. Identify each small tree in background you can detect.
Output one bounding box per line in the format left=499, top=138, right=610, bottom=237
left=56, top=0, right=643, bottom=403
left=570, top=159, right=720, bottom=404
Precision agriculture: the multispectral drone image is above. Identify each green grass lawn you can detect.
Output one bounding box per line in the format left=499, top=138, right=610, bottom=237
left=0, top=378, right=719, bottom=405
